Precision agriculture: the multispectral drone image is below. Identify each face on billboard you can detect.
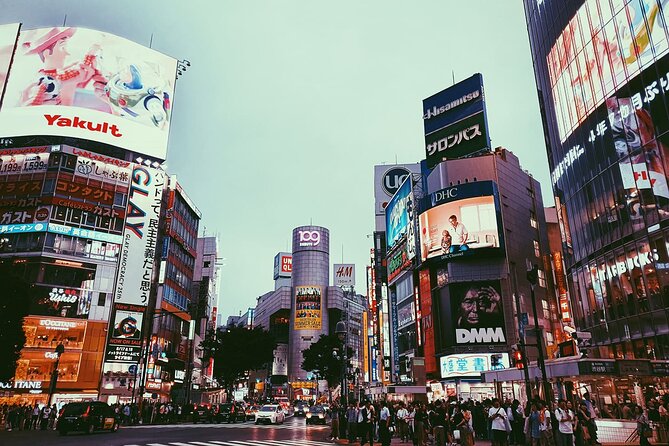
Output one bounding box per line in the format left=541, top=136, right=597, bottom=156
left=547, top=0, right=669, bottom=142
left=1, top=27, right=177, bottom=160
left=419, top=183, right=501, bottom=262
left=294, top=285, right=322, bottom=330
left=449, top=280, right=506, bottom=345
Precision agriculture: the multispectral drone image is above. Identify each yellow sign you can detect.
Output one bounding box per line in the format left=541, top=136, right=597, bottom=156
left=290, top=381, right=317, bottom=389
left=294, top=285, right=322, bottom=330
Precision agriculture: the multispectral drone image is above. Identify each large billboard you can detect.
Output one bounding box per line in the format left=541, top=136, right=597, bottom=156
left=423, top=73, right=490, bottom=168
left=448, top=280, right=506, bottom=346
left=0, top=27, right=177, bottom=160
left=104, top=164, right=164, bottom=363
left=294, top=285, right=322, bottom=330
left=385, top=175, right=413, bottom=250
left=419, top=181, right=503, bottom=263
left=546, top=0, right=669, bottom=143
left=0, top=24, right=19, bottom=105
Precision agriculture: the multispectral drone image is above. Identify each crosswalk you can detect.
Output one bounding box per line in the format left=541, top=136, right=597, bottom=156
left=122, top=440, right=333, bottom=446
left=124, top=421, right=328, bottom=431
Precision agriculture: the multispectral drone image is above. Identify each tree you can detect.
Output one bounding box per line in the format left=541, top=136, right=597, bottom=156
left=0, top=261, right=31, bottom=381
left=203, top=325, right=276, bottom=393
left=301, top=334, right=352, bottom=388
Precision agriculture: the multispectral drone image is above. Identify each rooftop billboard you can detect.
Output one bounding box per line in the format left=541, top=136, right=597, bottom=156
left=0, top=27, right=177, bottom=160
left=422, top=74, right=490, bottom=168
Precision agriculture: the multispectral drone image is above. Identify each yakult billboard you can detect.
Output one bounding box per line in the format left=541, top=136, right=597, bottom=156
left=1, top=27, right=177, bottom=160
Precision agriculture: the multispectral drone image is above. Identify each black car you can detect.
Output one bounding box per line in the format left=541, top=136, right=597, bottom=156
left=57, top=402, right=119, bottom=436
left=192, top=404, right=212, bottom=423
left=305, top=404, right=327, bottom=425
left=214, top=403, right=246, bottom=423
left=294, top=402, right=309, bottom=417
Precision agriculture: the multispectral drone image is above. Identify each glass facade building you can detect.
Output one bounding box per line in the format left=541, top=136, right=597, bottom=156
left=525, top=0, right=669, bottom=360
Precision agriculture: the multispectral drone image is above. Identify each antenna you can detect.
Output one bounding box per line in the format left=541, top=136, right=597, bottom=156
left=63, top=15, right=67, bottom=26
left=149, top=33, right=154, bottom=48
left=310, top=217, right=313, bottom=226
left=395, top=154, right=398, bottom=164
left=341, top=244, right=344, bottom=263
left=452, top=70, right=455, bottom=85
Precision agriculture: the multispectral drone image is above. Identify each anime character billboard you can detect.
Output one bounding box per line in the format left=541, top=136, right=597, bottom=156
left=1, top=27, right=177, bottom=160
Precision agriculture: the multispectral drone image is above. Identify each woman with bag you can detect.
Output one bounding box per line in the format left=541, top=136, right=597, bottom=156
left=636, top=406, right=652, bottom=446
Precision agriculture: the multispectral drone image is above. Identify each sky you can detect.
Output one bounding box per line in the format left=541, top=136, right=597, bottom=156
left=1, top=0, right=550, bottom=320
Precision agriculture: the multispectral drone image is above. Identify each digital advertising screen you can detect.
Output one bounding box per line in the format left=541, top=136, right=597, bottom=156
left=385, top=175, right=413, bottom=250
left=546, top=0, right=669, bottom=143
left=422, top=73, right=490, bottom=168
left=419, top=180, right=503, bottom=263
left=440, top=353, right=510, bottom=379
left=0, top=27, right=177, bottom=160
left=294, top=285, right=322, bottom=330
left=447, top=280, right=507, bottom=346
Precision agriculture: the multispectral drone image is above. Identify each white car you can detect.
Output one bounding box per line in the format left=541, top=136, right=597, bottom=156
left=255, top=405, right=285, bottom=425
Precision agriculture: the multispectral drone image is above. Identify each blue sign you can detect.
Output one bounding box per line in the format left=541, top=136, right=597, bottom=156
left=422, top=73, right=491, bottom=167
left=128, top=364, right=138, bottom=375
left=0, top=223, right=46, bottom=234
left=385, top=175, right=412, bottom=250
left=47, top=223, right=123, bottom=244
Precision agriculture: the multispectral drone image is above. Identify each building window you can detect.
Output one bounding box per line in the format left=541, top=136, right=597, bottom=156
left=98, top=292, right=106, bottom=306
left=530, top=210, right=538, bottom=228
left=203, top=261, right=211, bottom=268
left=534, top=240, right=541, bottom=258
left=538, top=269, right=546, bottom=288
left=542, top=299, right=551, bottom=320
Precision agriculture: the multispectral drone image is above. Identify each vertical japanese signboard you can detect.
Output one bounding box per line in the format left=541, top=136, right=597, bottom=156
left=104, top=165, right=164, bottom=363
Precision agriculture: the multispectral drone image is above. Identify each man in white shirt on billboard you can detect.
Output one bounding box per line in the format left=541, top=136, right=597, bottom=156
left=448, top=215, right=469, bottom=252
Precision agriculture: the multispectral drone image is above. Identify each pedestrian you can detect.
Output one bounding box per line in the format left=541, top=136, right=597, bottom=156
left=31, top=404, right=40, bottom=430
left=378, top=401, right=391, bottom=446
left=635, top=406, right=652, bottom=446
left=415, top=403, right=429, bottom=446
left=489, top=398, right=509, bottom=446
left=347, top=401, right=359, bottom=444
left=40, top=405, right=51, bottom=430
left=555, top=399, right=574, bottom=446
left=360, top=400, right=375, bottom=446
left=331, top=403, right=341, bottom=441
left=397, top=402, right=409, bottom=442
left=431, top=400, right=447, bottom=446
left=457, top=404, right=475, bottom=446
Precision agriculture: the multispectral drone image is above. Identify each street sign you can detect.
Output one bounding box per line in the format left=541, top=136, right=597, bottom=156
left=519, top=313, right=528, bottom=337
left=129, top=364, right=137, bottom=375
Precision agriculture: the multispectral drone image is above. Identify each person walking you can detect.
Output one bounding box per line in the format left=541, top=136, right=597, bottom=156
left=331, top=403, right=341, bottom=441
left=636, top=406, right=652, bottom=446
left=431, top=401, right=447, bottom=446
left=347, top=402, right=359, bottom=444
left=489, top=399, right=509, bottom=446
left=397, top=402, right=409, bottom=442
left=360, top=401, right=376, bottom=446
left=379, top=401, right=392, bottom=446
left=555, top=400, right=574, bottom=446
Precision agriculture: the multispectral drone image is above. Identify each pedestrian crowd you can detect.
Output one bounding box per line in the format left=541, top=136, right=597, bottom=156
left=1, top=403, right=58, bottom=431
left=324, top=392, right=660, bottom=446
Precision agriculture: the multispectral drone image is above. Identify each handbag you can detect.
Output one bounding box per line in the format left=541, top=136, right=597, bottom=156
left=453, top=429, right=461, bottom=440
left=581, top=425, right=591, bottom=441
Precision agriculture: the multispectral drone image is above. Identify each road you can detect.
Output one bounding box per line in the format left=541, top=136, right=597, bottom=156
left=0, top=415, right=333, bottom=446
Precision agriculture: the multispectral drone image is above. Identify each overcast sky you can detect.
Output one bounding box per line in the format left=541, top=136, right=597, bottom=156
left=2, top=0, right=550, bottom=320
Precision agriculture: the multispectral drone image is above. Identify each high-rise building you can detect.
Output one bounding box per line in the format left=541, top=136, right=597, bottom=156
left=0, top=25, right=180, bottom=406
left=525, top=1, right=669, bottom=383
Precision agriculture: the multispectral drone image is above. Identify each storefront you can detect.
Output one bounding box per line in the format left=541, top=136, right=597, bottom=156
left=481, top=357, right=669, bottom=408
left=438, top=352, right=514, bottom=401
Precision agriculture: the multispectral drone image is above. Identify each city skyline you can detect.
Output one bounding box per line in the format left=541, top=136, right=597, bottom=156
left=1, top=0, right=550, bottom=319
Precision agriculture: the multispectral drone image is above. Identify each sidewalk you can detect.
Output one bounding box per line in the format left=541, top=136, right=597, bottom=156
left=333, top=438, right=493, bottom=446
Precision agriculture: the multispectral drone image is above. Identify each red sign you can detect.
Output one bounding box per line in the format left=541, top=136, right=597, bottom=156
left=552, top=251, right=572, bottom=323
left=418, top=268, right=436, bottom=374
left=281, top=255, right=292, bottom=273
left=46, top=196, right=123, bottom=218
left=55, top=179, right=114, bottom=205
left=0, top=179, right=43, bottom=197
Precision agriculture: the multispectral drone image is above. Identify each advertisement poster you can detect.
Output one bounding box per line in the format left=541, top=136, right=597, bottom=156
left=547, top=0, right=669, bottom=142
left=422, top=73, right=490, bottom=167
left=385, top=175, right=413, bottom=250
left=419, top=181, right=502, bottom=262
left=294, top=285, right=322, bottom=330
left=448, top=280, right=506, bottom=345
left=272, top=344, right=288, bottom=376
left=1, top=27, right=177, bottom=159
left=440, top=353, right=510, bottom=379
left=104, top=303, right=145, bottom=363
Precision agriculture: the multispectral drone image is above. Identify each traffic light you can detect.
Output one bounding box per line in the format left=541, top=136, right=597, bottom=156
left=513, top=349, right=524, bottom=369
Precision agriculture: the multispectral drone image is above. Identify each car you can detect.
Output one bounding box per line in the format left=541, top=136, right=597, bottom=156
left=214, top=402, right=246, bottom=423
left=246, top=405, right=260, bottom=420
left=294, top=401, right=309, bottom=416
left=255, top=404, right=285, bottom=425
left=305, top=404, right=327, bottom=425
left=192, top=404, right=212, bottom=423
left=57, top=401, right=119, bottom=436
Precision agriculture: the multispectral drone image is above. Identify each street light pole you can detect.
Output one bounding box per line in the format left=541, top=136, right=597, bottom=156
left=335, top=320, right=347, bottom=406
left=47, top=343, right=65, bottom=407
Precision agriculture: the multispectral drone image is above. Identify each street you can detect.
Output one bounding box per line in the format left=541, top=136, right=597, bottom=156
left=0, top=416, right=332, bottom=446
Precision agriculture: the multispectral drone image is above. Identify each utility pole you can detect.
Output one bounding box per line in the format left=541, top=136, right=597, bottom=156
left=527, top=264, right=552, bottom=402
left=47, top=343, right=65, bottom=406
left=510, top=263, right=532, bottom=400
